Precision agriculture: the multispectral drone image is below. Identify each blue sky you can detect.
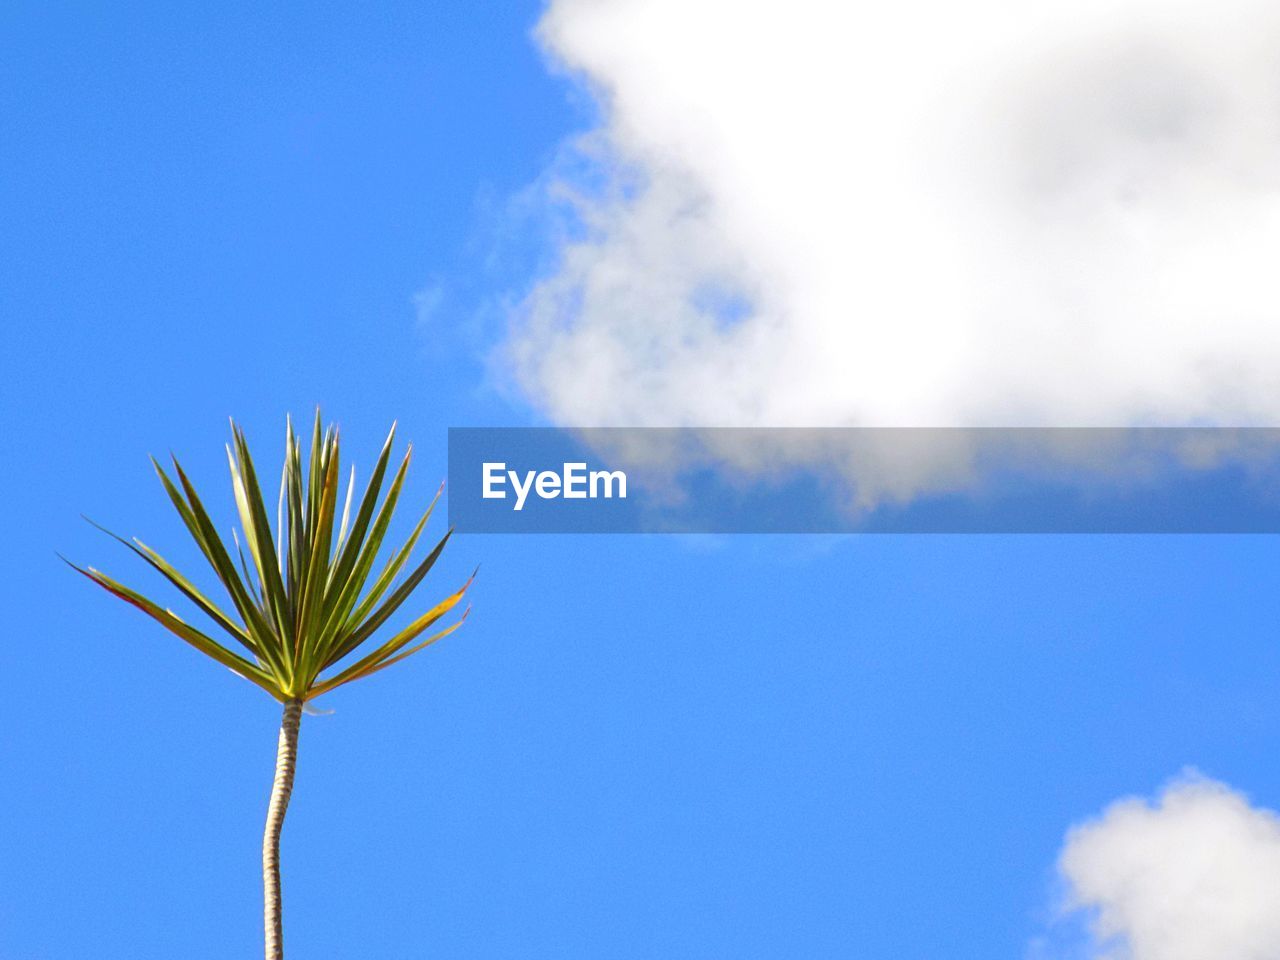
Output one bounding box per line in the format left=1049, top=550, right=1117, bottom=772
left=5, top=2, right=1280, bottom=958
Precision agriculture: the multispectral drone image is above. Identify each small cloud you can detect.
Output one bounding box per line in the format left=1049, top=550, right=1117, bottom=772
left=413, top=280, right=446, bottom=333
left=1047, top=772, right=1280, bottom=960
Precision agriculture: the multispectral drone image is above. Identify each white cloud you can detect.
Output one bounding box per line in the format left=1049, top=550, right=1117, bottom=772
left=509, top=0, right=1280, bottom=437
left=1054, top=774, right=1280, bottom=960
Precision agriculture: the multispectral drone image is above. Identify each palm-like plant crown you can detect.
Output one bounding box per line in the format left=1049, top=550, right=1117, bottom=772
left=68, top=413, right=471, bottom=701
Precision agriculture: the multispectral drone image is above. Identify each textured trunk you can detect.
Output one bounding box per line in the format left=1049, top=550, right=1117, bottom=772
left=263, top=698, right=303, bottom=960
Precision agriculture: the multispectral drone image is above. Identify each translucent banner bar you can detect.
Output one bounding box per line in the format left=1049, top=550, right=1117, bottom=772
left=447, top=428, right=1280, bottom=534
